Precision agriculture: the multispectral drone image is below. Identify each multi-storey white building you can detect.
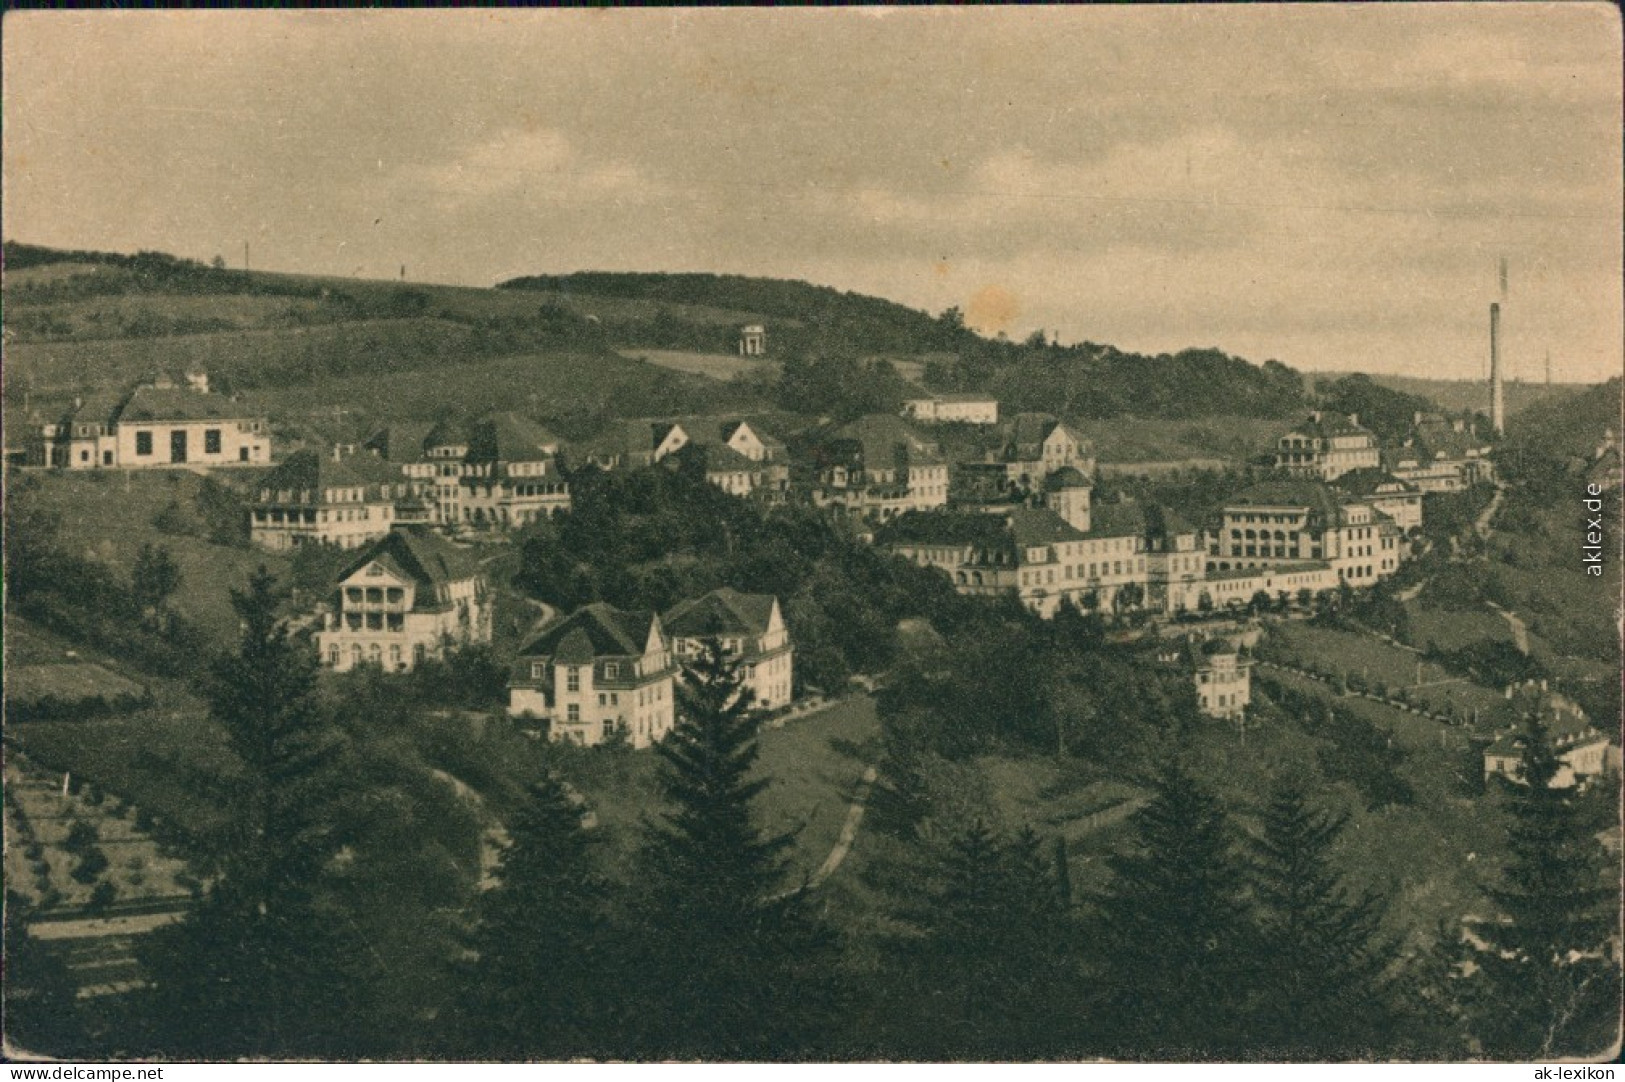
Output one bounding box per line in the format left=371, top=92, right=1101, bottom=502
left=877, top=474, right=1170, bottom=619
left=508, top=603, right=679, bottom=749
left=1209, top=482, right=1403, bottom=589
left=902, top=393, right=1000, bottom=426
left=805, top=414, right=950, bottom=521
left=250, top=449, right=431, bottom=551
left=367, top=413, right=571, bottom=528
left=32, top=374, right=270, bottom=470
left=1333, top=469, right=1425, bottom=535
left=1274, top=412, right=1381, bottom=480
left=573, top=417, right=791, bottom=500
left=315, top=527, right=490, bottom=673
left=1189, top=639, right=1252, bottom=720
left=663, top=588, right=795, bottom=711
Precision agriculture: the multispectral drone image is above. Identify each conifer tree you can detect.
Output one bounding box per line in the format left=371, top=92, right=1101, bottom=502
left=1469, top=715, right=1620, bottom=1059
left=457, top=774, right=619, bottom=1058
left=631, top=638, right=837, bottom=1059
left=1248, top=775, right=1401, bottom=1058
left=1089, top=758, right=1259, bottom=1058
left=904, top=822, right=1083, bottom=1058
left=137, top=568, right=378, bottom=1058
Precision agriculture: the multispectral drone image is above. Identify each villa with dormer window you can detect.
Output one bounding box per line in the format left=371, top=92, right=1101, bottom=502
left=314, top=527, right=489, bottom=673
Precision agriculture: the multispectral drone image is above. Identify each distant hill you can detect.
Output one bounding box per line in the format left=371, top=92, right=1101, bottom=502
left=1317, top=371, right=1584, bottom=420
left=500, top=272, right=1316, bottom=421
left=5, top=242, right=1418, bottom=438
left=1504, top=377, right=1621, bottom=459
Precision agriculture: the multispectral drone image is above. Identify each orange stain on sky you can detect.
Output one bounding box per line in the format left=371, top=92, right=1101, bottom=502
left=966, top=283, right=1020, bottom=336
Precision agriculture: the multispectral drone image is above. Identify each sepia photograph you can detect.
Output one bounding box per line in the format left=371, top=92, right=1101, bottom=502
left=2, top=6, right=1621, bottom=1066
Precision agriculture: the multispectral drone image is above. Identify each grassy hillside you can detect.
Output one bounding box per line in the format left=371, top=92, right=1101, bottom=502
left=2, top=245, right=769, bottom=434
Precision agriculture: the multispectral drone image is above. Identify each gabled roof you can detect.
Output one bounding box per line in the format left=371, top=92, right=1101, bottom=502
left=467, top=412, right=560, bottom=463
left=1226, top=481, right=1345, bottom=522
left=115, top=386, right=256, bottom=424
left=59, top=393, right=126, bottom=429
left=365, top=423, right=435, bottom=464
left=1042, top=466, right=1091, bottom=492
left=518, top=602, right=659, bottom=660
left=694, top=442, right=759, bottom=474
left=259, top=449, right=404, bottom=497
left=1285, top=412, right=1373, bottom=440
left=579, top=419, right=663, bottom=462
left=874, top=510, right=1015, bottom=549
left=1082, top=500, right=1147, bottom=539
left=1007, top=506, right=1089, bottom=546
left=1334, top=468, right=1418, bottom=498
left=663, top=588, right=778, bottom=639
left=336, top=526, right=483, bottom=590
left=423, top=418, right=468, bottom=450
left=828, top=414, right=944, bottom=466
left=1008, top=412, right=1060, bottom=449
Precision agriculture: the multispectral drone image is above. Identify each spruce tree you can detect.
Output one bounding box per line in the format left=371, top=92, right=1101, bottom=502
left=457, top=774, right=619, bottom=1058
left=1248, top=775, right=1401, bottom=1058
left=904, top=822, right=1083, bottom=1058
left=1469, top=715, right=1620, bottom=1059
left=1089, top=758, right=1259, bottom=1058
left=631, top=638, right=836, bottom=1059
left=137, top=568, right=378, bottom=1058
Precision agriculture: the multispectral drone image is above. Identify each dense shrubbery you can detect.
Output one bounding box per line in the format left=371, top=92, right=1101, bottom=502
left=514, top=462, right=966, bottom=692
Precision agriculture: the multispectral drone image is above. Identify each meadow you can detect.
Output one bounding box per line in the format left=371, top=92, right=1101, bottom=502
left=619, top=348, right=780, bottom=382
left=16, top=470, right=288, bottom=641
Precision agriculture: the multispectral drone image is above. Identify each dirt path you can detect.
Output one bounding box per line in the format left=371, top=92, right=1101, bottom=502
left=1485, top=601, right=1530, bottom=654
left=808, top=766, right=878, bottom=888
left=430, top=768, right=510, bottom=890
left=1474, top=483, right=1506, bottom=539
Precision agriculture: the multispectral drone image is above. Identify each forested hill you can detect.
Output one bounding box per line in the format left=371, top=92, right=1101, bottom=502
left=1504, top=377, right=1621, bottom=459
left=500, top=270, right=1315, bottom=419
left=499, top=271, right=965, bottom=357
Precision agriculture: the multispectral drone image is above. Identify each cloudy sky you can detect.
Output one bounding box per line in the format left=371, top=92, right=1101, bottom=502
left=4, top=7, right=1620, bottom=381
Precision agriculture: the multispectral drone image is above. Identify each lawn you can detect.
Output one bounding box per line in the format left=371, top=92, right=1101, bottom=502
left=447, top=694, right=883, bottom=890
left=753, top=696, right=882, bottom=881
left=9, top=698, right=238, bottom=861
left=1263, top=623, right=1506, bottom=720
left=7, top=663, right=145, bottom=706
left=1406, top=603, right=1513, bottom=654
left=1247, top=669, right=1508, bottom=947
left=619, top=349, right=780, bottom=383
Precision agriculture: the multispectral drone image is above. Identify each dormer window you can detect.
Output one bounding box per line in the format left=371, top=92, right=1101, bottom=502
left=604, top=662, right=620, bottom=679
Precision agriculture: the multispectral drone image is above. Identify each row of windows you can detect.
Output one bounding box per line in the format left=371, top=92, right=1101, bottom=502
left=134, top=429, right=225, bottom=456
left=345, top=586, right=405, bottom=605
left=1021, top=557, right=1146, bottom=586
left=342, top=612, right=405, bottom=632
left=328, top=642, right=427, bottom=668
